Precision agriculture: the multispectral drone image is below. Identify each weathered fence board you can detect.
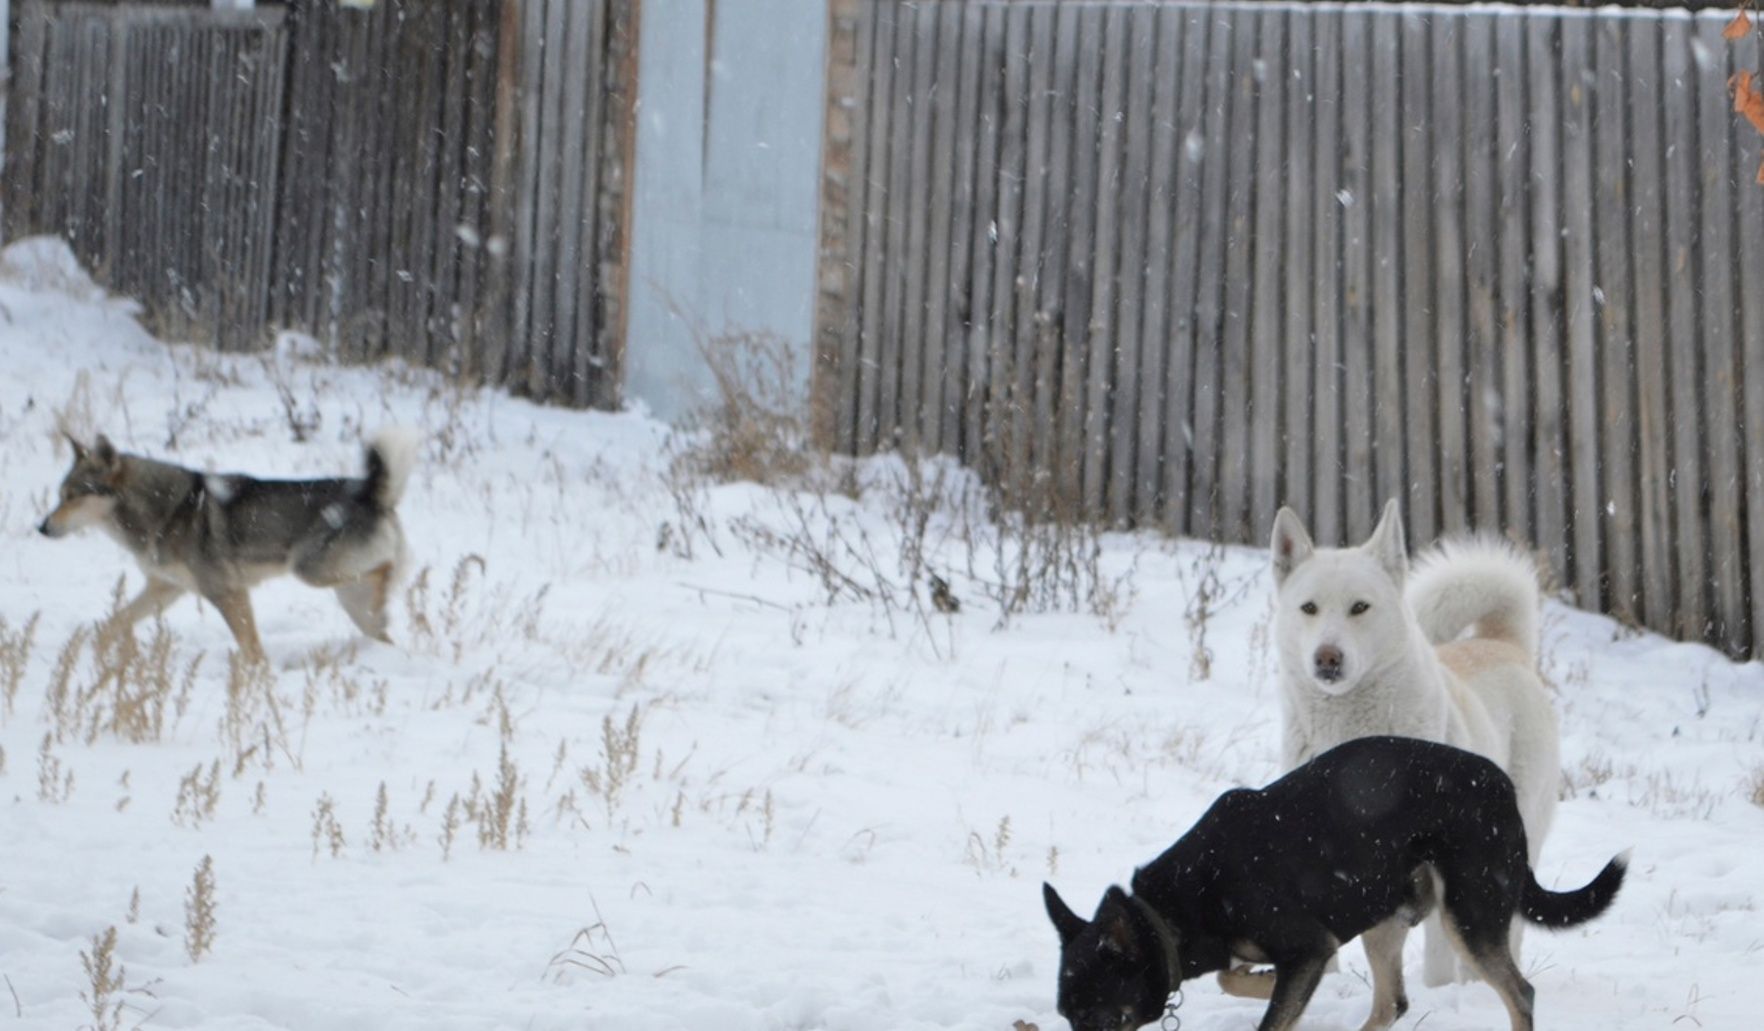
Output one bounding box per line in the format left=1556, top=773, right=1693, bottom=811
left=4, top=0, right=635, bottom=405
left=815, top=0, right=1764, bottom=657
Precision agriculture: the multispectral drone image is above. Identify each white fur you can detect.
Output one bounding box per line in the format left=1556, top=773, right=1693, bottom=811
left=367, top=426, right=419, bottom=509
left=1270, top=500, right=1561, bottom=988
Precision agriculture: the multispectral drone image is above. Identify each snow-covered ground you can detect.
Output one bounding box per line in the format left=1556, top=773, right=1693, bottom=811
left=0, top=237, right=1759, bottom=1030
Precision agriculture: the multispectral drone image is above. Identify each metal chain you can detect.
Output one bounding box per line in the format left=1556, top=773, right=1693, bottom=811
left=1159, top=986, right=1184, bottom=1031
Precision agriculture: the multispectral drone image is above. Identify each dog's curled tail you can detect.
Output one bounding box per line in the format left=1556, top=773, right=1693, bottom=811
left=362, top=427, right=419, bottom=510
left=1520, top=849, right=1629, bottom=929
left=1406, top=536, right=1542, bottom=659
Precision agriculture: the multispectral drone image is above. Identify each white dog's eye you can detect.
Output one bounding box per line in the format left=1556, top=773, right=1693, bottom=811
left=1300, top=601, right=1318, bottom=615
left=1350, top=601, right=1370, bottom=615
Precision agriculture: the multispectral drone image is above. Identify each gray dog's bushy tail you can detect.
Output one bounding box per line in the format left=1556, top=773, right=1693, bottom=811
left=1521, top=849, right=1630, bottom=929
left=361, top=428, right=418, bottom=510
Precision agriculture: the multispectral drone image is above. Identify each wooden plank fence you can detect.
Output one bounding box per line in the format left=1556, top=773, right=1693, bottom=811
left=814, top=0, right=1764, bottom=657
left=2, top=0, right=638, bottom=407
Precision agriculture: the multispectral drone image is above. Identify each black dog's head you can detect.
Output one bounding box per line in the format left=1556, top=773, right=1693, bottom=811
left=1043, top=883, right=1178, bottom=1031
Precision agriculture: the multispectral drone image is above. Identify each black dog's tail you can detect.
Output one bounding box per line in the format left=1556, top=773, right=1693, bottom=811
left=361, top=428, right=419, bottom=510
left=1520, top=849, right=1630, bottom=929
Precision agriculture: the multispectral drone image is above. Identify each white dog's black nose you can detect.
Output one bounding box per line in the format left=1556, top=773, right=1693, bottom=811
left=1314, top=645, right=1344, bottom=682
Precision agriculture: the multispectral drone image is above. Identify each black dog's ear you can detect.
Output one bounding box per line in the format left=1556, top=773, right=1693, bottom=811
left=1044, top=883, right=1087, bottom=945
left=1094, top=886, right=1142, bottom=958
left=1270, top=507, right=1315, bottom=585
left=93, top=434, right=118, bottom=466
left=62, top=429, right=88, bottom=461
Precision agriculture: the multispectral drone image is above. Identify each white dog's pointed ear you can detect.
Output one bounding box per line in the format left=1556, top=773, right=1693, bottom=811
left=1365, top=499, right=1407, bottom=583
left=1270, top=507, right=1315, bottom=586
left=1044, top=883, right=1087, bottom=946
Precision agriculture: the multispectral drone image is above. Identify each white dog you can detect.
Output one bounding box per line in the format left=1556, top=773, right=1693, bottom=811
left=1270, top=499, right=1561, bottom=988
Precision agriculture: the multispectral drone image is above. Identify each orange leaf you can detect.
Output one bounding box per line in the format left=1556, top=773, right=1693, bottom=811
left=1733, top=71, right=1764, bottom=136
left=1725, top=9, right=1753, bottom=40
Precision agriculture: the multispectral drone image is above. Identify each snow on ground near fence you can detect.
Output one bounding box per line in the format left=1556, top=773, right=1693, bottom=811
left=0, top=236, right=1759, bottom=1030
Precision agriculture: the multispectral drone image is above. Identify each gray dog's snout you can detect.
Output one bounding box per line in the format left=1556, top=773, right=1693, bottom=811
left=1314, top=644, right=1344, bottom=681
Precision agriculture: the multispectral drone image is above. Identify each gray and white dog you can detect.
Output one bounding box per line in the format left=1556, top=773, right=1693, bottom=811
left=39, top=428, right=416, bottom=662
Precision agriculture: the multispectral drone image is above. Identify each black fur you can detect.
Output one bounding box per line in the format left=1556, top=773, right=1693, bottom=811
left=1044, top=736, right=1626, bottom=1031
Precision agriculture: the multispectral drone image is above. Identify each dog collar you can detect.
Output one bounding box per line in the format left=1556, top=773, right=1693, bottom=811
left=1129, top=894, right=1184, bottom=995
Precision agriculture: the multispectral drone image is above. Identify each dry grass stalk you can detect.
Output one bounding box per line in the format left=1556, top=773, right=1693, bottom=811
left=311, top=793, right=345, bottom=860
left=0, top=611, right=41, bottom=718
left=478, top=741, right=525, bottom=851
left=184, top=855, right=217, bottom=962
left=37, top=732, right=72, bottom=803
left=371, top=782, right=394, bottom=852
left=44, top=625, right=90, bottom=740
left=171, top=760, right=222, bottom=828
left=685, top=331, right=809, bottom=486
left=79, top=926, right=125, bottom=1031
left=440, top=794, right=462, bottom=860
left=224, top=652, right=294, bottom=773
left=579, top=705, right=643, bottom=822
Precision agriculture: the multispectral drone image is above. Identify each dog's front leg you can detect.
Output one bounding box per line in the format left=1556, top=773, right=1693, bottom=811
left=101, top=579, right=186, bottom=644
left=206, top=589, right=266, bottom=664
left=1356, top=918, right=1411, bottom=1031
left=1256, top=956, right=1330, bottom=1031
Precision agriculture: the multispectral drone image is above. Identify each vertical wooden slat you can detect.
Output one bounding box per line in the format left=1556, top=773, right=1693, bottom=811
left=1696, top=12, right=1746, bottom=650
left=1529, top=12, right=1570, bottom=590
left=1433, top=14, right=1469, bottom=538
left=983, top=3, right=1030, bottom=480
left=1156, top=6, right=1209, bottom=533
left=1012, top=2, right=1058, bottom=497
left=1247, top=8, right=1286, bottom=540
left=1496, top=14, right=1533, bottom=547
left=1309, top=8, right=1343, bottom=545
left=1280, top=8, right=1314, bottom=526
left=1110, top=5, right=1158, bottom=525
left=1368, top=10, right=1403, bottom=533
left=918, top=0, right=963, bottom=456
left=1339, top=8, right=1372, bottom=542
left=1627, top=15, right=1673, bottom=631
left=545, top=0, right=590, bottom=394
left=1560, top=15, right=1603, bottom=607
left=529, top=0, right=570, bottom=393
left=571, top=0, right=611, bottom=405
left=1400, top=10, right=1437, bottom=547
left=1463, top=12, right=1501, bottom=531
left=1661, top=14, right=1705, bottom=642
left=1048, top=3, right=1093, bottom=512
left=894, top=1, right=939, bottom=453
left=1737, top=26, right=1764, bottom=655
left=961, top=3, right=1005, bottom=464
left=1594, top=16, right=1639, bottom=623
left=1216, top=7, right=1259, bottom=542
left=427, top=0, right=472, bottom=364
left=876, top=3, right=918, bottom=450
left=1082, top=5, right=1129, bottom=520
left=852, top=0, right=893, bottom=453
left=1185, top=10, right=1235, bottom=539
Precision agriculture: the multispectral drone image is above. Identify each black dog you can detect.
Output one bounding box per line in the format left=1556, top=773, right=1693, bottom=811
left=1043, top=736, right=1626, bottom=1031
